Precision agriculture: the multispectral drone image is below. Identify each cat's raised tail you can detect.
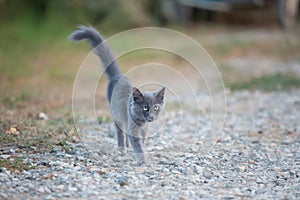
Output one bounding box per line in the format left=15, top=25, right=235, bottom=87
left=68, top=25, right=122, bottom=80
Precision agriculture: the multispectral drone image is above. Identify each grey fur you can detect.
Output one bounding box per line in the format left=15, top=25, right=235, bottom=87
left=68, top=25, right=122, bottom=80
left=69, top=26, right=165, bottom=164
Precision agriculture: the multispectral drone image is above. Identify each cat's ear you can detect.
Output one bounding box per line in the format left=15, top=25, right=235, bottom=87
left=133, top=87, right=144, bottom=103
left=156, top=87, right=165, bottom=103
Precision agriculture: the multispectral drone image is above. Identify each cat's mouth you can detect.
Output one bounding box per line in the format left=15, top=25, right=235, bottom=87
left=146, top=116, right=155, bottom=122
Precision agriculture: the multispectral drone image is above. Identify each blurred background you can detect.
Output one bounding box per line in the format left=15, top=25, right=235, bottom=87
left=0, top=0, right=300, bottom=126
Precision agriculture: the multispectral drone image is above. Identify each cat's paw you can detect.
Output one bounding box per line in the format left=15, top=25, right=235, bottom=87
left=118, top=147, right=126, bottom=156
left=135, top=153, right=148, bottom=165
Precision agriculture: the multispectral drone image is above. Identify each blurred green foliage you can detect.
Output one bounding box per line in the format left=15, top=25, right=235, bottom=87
left=0, top=0, right=156, bottom=31
left=228, top=73, right=300, bottom=91
left=0, top=0, right=161, bottom=81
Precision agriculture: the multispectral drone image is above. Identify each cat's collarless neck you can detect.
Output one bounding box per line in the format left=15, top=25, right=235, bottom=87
left=129, top=109, right=145, bottom=126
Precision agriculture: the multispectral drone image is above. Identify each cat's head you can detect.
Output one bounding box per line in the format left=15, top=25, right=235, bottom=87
left=130, top=87, right=165, bottom=124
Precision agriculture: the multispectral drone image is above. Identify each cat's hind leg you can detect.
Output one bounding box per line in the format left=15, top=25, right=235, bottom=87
left=126, top=134, right=129, bottom=148
left=115, top=123, right=126, bottom=154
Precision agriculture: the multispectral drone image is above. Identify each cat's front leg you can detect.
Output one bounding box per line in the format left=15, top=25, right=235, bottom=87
left=128, top=134, right=146, bottom=164
left=141, top=128, right=147, bottom=146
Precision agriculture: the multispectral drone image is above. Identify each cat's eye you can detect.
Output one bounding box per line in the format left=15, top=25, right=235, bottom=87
left=154, top=105, right=159, bottom=111
left=143, top=106, right=149, bottom=112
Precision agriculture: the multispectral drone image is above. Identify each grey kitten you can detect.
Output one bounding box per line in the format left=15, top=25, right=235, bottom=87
left=69, top=25, right=165, bottom=164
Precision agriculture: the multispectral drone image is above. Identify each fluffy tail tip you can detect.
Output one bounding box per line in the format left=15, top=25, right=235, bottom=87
left=68, top=25, right=91, bottom=41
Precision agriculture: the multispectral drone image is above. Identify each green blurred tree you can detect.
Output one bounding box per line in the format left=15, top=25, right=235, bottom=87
left=0, top=0, right=153, bottom=31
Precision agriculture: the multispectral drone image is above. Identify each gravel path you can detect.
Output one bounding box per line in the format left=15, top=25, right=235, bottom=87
left=1, top=90, right=299, bottom=199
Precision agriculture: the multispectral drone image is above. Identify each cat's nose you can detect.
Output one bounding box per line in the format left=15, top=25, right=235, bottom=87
left=146, top=116, right=154, bottom=122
